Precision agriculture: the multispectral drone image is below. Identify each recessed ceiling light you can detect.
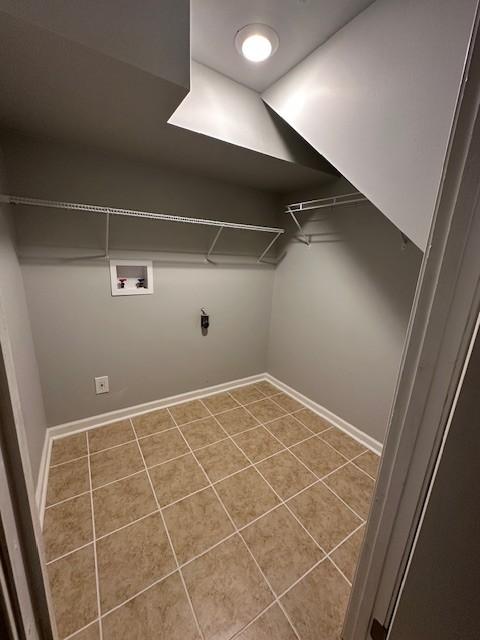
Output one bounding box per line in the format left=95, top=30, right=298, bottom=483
left=235, top=24, right=279, bottom=63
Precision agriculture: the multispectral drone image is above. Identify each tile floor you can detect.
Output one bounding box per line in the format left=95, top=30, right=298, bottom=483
left=42, top=381, right=380, bottom=640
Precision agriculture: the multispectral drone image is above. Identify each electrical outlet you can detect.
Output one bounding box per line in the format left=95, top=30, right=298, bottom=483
left=95, top=376, right=109, bottom=394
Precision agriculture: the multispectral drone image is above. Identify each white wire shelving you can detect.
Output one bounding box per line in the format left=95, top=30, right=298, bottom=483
left=284, top=191, right=369, bottom=246
left=0, top=194, right=285, bottom=264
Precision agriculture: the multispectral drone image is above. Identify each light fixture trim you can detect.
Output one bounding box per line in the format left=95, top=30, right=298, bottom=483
left=235, top=24, right=279, bottom=63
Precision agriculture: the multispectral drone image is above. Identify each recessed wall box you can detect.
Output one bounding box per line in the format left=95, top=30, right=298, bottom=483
left=110, top=260, right=153, bottom=296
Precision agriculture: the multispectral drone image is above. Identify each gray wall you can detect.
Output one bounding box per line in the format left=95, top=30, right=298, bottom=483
left=267, top=180, right=422, bottom=444
left=2, top=135, right=277, bottom=427
left=263, top=0, right=478, bottom=250
left=389, top=318, right=480, bottom=640
left=0, top=146, right=46, bottom=479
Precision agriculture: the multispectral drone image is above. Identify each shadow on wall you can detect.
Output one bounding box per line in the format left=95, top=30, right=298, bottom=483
left=281, top=190, right=423, bottom=332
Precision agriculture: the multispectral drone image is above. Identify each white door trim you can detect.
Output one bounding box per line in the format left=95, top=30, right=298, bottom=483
left=345, top=5, right=480, bottom=638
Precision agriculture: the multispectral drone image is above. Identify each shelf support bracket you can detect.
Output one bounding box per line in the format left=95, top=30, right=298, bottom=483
left=287, top=207, right=310, bottom=246
left=104, top=212, right=110, bottom=260
left=205, top=225, right=224, bottom=264
left=257, top=231, right=282, bottom=263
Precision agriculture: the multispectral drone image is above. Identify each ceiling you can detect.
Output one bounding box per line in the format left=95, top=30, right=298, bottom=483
left=0, top=11, right=333, bottom=193
left=191, top=0, right=375, bottom=91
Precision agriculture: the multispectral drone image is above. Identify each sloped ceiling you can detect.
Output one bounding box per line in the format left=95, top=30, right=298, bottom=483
left=0, top=5, right=335, bottom=193
left=263, top=0, right=478, bottom=249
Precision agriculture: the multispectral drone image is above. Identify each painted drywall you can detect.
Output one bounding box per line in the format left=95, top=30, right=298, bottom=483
left=0, top=148, right=47, bottom=479
left=267, top=180, right=422, bottom=443
left=2, top=136, right=278, bottom=426
left=0, top=0, right=190, bottom=90
left=263, top=0, right=478, bottom=250
left=169, top=61, right=332, bottom=173
left=389, top=319, right=480, bottom=640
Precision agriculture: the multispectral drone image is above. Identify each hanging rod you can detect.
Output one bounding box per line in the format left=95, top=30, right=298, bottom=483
left=0, top=194, right=284, bottom=264
left=285, top=191, right=368, bottom=214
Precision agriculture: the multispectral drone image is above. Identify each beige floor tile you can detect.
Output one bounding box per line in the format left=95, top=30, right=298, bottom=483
left=97, top=512, right=175, bottom=612
left=90, top=442, right=143, bottom=489
left=324, top=463, right=375, bottom=519
left=254, top=380, right=280, bottom=397
left=149, top=454, right=208, bottom=507
left=88, top=420, right=134, bottom=454
left=291, top=437, right=346, bottom=478
left=215, top=406, right=260, bottom=435
left=242, top=506, right=323, bottom=595
left=46, top=457, right=90, bottom=506
left=266, top=415, right=312, bottom=447
left=233, top=426, right=285, bottom=463
left=288, top=483, right=361, bottom=552
left=93, top=472, right=157, bottom=537
left=164, top=487, right=234, bottom=563
left=138, top=429, right=189, bottom=467
left=247, top=399, right=287, bottom=423
left=47, top=544, right=98, bottom=639
left=180, top=417, right=226, bottom=449
left=43, top=493, right=92, bottom=562
left=237, top=604, right=297, bottom=640
left=293, top=409, right=332, bottom=434
left=330, top=525, right=365, bottom=583
left=230, top=384, right=266, bottom=405
left=215, top=467, right=280, bottom=528
left=132, top=408, right=175, bottom=438
left=354, top=450, right=380, bottom=478
left=256, top=451, right=316, bottom=500
left=102, top=573, right=200, bottom=640
left=320, top=428, right=366, bottom=459
left=195, top=439, right=250, bottom=483
left=271, top=392, right=304, bottom=413
left=203, top=392, right=240, bottom=414
left=183, top=535, right=272, bottom=640
left=169, top=400, right=209, bottom=425
left=281, top=559, right=350, bottom=640
left=69, top=622, right=100, bottom=640
left=50, top=433, right=87, bottom=466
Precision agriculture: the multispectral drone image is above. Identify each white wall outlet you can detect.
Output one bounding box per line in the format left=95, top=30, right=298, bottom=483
left=95, top=376, right=109, bottom=394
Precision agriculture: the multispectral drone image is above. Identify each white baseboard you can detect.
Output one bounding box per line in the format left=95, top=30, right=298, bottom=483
left=37, top=371, right=383, bottom=525
left=47, top=372, right=266, bottom=440
left=265, top=374, right=383, bottom=455
left=35, top=429, right=52, bottom=529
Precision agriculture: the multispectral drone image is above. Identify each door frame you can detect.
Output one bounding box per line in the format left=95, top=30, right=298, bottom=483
left=344, top=4, right=480, bottom=638
left=0, top=294, right=55, bottom=639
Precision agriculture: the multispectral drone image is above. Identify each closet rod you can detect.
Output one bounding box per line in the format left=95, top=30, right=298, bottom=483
left=285, top=191, right=368, bottom=214
left=0, top=195, right=285, bottom=235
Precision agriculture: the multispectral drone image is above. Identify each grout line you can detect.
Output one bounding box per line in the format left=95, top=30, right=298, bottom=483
left=82, top=485, right=365, bottom=632
left=99, top=566, right=180, bottom=621
left=186, top=400, right=304, bottom=640
left=45, top=541, right=94, bottom=566
left=219, top=396, right=332, bottom=554
left=350, top=460, right=378, bottom=482
left=46, top=476, right=324, bottom=569
left=263, top=396, right=369, bottom=522
left=86, top=431, right=104, bottom=640
left=44, top=489, right=91, bottom=511
left=166, top=404, right=292, bottom=638
left=49, top=453, right=89, bottom=469
left=129, top=417, right=205, bottom=640
left=43, top=381, right=378, bottom=636
left=89, top=437, right=138, bottom=456
left=63, top=619, right=100, bottom=640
